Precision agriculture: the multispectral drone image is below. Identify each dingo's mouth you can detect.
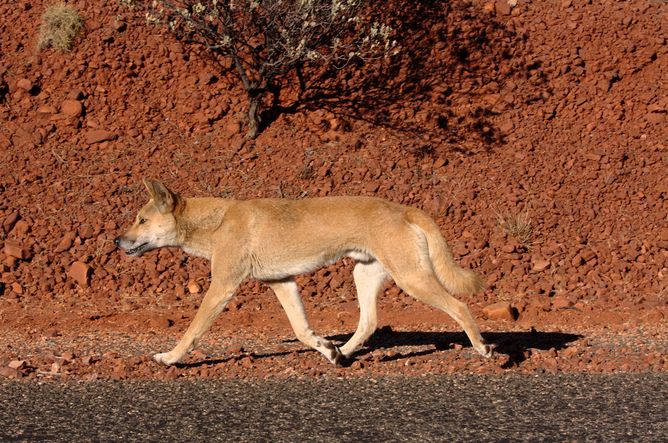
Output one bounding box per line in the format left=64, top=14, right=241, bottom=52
left=126, top=242, right=150, bottom=256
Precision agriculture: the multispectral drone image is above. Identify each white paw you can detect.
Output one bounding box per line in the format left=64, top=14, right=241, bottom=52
left=154, top=352, right=180, bottom=366
left=477, top=343, right=494, bottom=358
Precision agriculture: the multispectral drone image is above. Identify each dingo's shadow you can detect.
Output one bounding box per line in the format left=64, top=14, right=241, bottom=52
left=179, top=328, right=581, bottom=369
left=324, top=327, right=582, bottom=368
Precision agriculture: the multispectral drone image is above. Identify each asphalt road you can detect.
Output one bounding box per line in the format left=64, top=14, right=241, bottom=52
left=1, top=374, right=666, bottom=442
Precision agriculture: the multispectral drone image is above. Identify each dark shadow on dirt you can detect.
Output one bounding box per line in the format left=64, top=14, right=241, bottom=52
left=259, top=0, right=545, bottom=153
left=326, top=328, right=582, bottom=368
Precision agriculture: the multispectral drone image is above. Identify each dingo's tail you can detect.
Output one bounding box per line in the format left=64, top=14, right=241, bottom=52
left=407, top=209, right=483, bottom=295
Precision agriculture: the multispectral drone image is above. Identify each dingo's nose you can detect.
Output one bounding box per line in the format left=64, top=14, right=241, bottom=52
left=114, top=237, right=121, bottom=247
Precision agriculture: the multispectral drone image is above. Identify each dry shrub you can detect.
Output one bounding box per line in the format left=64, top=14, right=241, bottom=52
left=38, top=3, right=84, bottom=51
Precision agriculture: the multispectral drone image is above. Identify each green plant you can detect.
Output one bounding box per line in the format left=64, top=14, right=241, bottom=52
left=38, top=3, right=84, bottom=51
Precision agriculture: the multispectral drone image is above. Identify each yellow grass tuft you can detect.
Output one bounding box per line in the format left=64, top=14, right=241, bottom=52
left=38, top=3, right=84, bottom=51
left=496, top=208, right=533, bottom=248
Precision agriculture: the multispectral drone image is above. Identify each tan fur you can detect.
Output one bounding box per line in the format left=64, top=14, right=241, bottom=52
left=115, top=179, right=493, bottom=366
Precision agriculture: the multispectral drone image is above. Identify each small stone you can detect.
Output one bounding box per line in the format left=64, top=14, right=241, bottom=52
left=37, top=105, right=58, bottom=115
left=0, top=367, right=19, bottom=378
left=227, top=344, right=244, bottom=354
left=187, top=280, right=202, bottom=294
left=501, top=243, right=516, bottom=253
left=8, top=360, right=26, bottom=370
left=191, top=350, right=207, bottom=361
left=68, top=261, right=91, bottom=287
left=79, top=225, right=95, bottom=240
left=55, top=232, right=76, bottom=253
left=198, top=72, right=216, bottom=85
left=85, top=129, right=117, bottom=144
left=11, top=282, right=23, bottom=294
left=561, top=346, right=579, bottom=358
left=552, top=295, right=573, bottom=310
left=2, top=212, right=20, bottom=233
left=16, top=78, right=32, bottom=91
left=580, top=249, right=597, bottom=262
left=4, top=240, right=25, bottom=259
left=498, top=119, right=514, bottom=133
left=12, top=220, right=30, bottom=236
left=483, top=301, right=517, bottom=321
left=495, top=0, right=511, bottom=15
left=148, top=317, right=171, bottom=329
left=226, top=121, right=241, bottom=135
left=61, top=99, right=83, bottom=117
left=532, top=258, right=551, bottom=272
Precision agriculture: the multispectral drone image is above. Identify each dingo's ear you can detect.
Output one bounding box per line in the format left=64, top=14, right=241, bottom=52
left=143, top=178, right=176, bottom=214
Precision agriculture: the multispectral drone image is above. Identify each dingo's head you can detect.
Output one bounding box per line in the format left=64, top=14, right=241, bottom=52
left=115, top=179, right=182, bottom=257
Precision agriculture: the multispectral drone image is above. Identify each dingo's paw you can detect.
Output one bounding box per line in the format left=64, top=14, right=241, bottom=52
left=154, top=352, right=180, bottom=366
left=477, top=342, right=494, bottom=358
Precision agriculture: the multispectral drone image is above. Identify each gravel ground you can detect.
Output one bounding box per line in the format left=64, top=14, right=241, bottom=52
left=1, top=373, right=667, bottom=442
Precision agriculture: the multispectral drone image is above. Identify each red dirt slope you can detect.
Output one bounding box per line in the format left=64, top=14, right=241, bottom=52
left=0, top=0, right=666, bottom=380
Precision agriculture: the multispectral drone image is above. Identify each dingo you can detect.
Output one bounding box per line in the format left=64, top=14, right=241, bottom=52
left=115, top=179, right=492, bottom=366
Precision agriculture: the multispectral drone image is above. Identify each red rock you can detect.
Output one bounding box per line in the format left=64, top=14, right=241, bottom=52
left=10, top=282, right=22, bottom=294
left=55, top=232, right=76, bottom=253
left=495, top=0, right=511, bottom=15
left=483, top=302, right=517, bottom=321
left=0, top=366, right=19, bottom=378
left=532, top=258, right=551, bottom=272
left=68, top=261, right=91, bottom=287
left=12, top=220, right=30, bottom=236
left=79, top=225, right=95, bottom=240
left=148, top=317, right=171, bottom=329
left=225, top=121, right=241, bottom=135
left=187, top=280, right=202, bottom=294
left=191, top=350, right=207, bottom=361
left=552, top=295, right=573, bottom=309
left=61, top=99, right=83, bottom=117
left=227, top=344, right=244, bottom=354
left=2, top=212, right=20, bottom=233
left=501, top=243, right=517, bottom=253
left=4, top=240, right=24, bottom=259
left=60, top=352, right=75, bottom=363
left=85, top=129, right=117, bottom=144
left=498, top=119, right=514, bottom=133
left=8, top=360, right=26, bottom=370
left=16, top=78, right=32, bottom=91
left=37, top=105, right=58, bottom=115
left=561, top=346, right=579, bottom=358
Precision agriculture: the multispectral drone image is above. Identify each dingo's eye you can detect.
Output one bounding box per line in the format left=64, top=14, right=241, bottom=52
left=138, top=218, right=147, bottom=225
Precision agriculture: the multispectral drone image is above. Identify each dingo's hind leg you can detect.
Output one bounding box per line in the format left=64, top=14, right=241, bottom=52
left=269, top=279, right=343, bottom=365
left=339, top=260, right=387, bottom=357
left=392, top=270, right=492, bottom=358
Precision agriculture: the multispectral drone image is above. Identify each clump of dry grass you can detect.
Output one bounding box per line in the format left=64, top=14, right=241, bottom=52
left=38, top=3, right=84, bottom=51
left=496, top=208, right=533, bottom=248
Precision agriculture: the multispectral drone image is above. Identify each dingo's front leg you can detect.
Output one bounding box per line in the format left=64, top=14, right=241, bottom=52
left=154, top=259, right=245, bottom=365
left=153, top=279, right=236, bottom=365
